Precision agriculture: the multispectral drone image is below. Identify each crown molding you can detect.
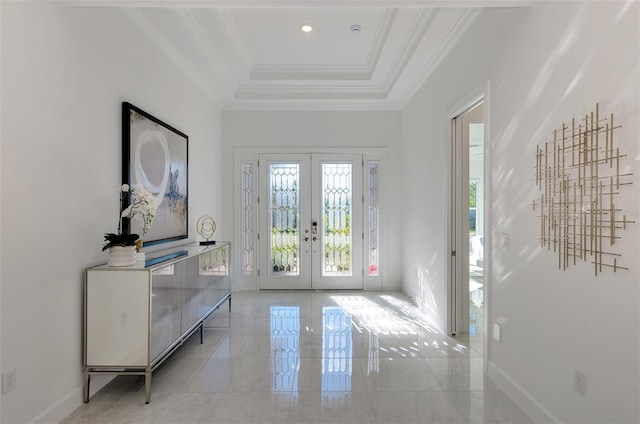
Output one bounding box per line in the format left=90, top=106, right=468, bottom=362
left=223, top=98, right=404, bottom=111
left=364, top=8, right=396, bottom=75
left=215, top=8, right=254, bottom=70
left=396, top=7, right=482, bottom=108
left=63, top=0, right=535, bottom=8
left=178, top=10, right=242, bottom=85
left=234, top=83, right=388, bottom=100
left=379, top=8, right=437, bottom=93
left=122, top=8, right=224, bottom=106
left=250, top=65, right=372, bottom=81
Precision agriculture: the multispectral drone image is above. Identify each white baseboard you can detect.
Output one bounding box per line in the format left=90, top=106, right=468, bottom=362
left=488, top=361, right=561, bottom=424
left=28, top=387, right=80, bottom=424
left=29, top=377, right=113, bottom=424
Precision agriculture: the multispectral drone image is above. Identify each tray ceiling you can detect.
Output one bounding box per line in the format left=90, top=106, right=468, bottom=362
left=65, top=0, right=533, bottom=110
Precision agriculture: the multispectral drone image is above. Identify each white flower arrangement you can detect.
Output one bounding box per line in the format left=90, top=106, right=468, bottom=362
left=121, top=184, right=158, bottom=235
left=103, top=184, right=158, bottom=251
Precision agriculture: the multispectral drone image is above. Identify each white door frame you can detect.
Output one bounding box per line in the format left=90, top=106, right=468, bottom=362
left=445, top=81, right=491, bottom=360
left=233, top=147, right=385, bottom=292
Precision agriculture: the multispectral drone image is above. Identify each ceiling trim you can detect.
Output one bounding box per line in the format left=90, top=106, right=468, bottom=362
left=121, top=6, right=401, bottom=103
left=215, top=8, right=254, bottom=70
left=178, top=10, right=241, bottom=86
left=221, top=7, right=483, bottom=110
left=234, top=84, right=388, bottom=100
left=250, top=65, right=373, bottom=81
left=122, top=8, right=224, bottom=106
left=67, top=1, right=533, bottom=111
left=224, top=98, right=404, bottom=111
left=64, top=0, right=536, bottom=8
left=362, top=8, right=396, bottom=75
left=380, top=8, right=437, bottom=93
left=396, top=7, right=482, bottom=108
left=231, top=9, right=438, bottom=101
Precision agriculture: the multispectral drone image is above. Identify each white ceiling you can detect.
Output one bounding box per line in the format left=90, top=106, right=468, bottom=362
left=66, top=0, right=533, bottom=110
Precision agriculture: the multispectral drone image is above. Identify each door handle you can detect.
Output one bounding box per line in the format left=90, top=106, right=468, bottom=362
left=304, top=237, right=310, bottom=242
left=312, top=237, right=317, bottom=242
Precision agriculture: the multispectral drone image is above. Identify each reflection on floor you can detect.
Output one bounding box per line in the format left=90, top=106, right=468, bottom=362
left=62, top=291, right=530, bottom=424
left=470, top=260, right=484, bottom=354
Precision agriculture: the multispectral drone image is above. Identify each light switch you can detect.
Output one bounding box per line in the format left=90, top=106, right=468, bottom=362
left=493, top=323, right=501, bottom=342
left=502, top=233, right=510, bottom=250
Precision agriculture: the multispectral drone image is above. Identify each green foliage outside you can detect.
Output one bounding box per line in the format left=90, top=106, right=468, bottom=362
left=469, top=181, right=477, bottom=207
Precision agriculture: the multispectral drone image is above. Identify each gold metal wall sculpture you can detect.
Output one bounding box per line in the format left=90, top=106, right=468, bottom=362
left=533, top=103, right=633, bottom=275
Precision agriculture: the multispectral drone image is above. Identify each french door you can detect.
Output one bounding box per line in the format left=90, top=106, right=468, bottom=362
left=258, top=153, right=363, bottom=290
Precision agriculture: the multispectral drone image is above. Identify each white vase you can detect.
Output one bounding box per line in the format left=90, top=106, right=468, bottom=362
left=108, top=246, right=136, bottom=267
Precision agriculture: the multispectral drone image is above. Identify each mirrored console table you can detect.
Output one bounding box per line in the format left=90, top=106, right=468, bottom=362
left=83, top=242, right=231, bottom=403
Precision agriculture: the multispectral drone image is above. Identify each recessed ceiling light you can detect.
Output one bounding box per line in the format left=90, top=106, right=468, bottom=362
left=300, top=24, right=313, bottom=33
left=351, top=24, right=362, bottom=32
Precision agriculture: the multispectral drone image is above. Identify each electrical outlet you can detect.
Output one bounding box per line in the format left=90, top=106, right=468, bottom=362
left=2, top=369, right=16, bottom=394
left=574, top=370, right=587, bottom=396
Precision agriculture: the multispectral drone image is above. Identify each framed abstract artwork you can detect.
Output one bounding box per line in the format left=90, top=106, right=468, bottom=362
left=122, top=102, right=188, bottom=246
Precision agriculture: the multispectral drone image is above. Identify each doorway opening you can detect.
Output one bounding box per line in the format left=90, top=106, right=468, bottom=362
left=450, top=100, right=485, bottom=354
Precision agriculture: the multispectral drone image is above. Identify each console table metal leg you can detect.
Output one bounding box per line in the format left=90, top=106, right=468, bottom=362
left=200, top=323, right=204, bottom=344
left=83, top=370, right=90, bottom=403
left=144, top=370, right=151, bottom=404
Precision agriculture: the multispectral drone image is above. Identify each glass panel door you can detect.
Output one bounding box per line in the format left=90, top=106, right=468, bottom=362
left=258, top=153, right=362, bottom=290
left=259, top=154, right=311, bottom=289
left=311, top=154, right=362, bottom=289
left=270, top=163, right=301, bottom=277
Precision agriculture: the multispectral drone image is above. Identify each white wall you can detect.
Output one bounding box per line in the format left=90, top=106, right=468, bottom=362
left=401, top=7, right=518, bottom=334
left=402, top=2, right=639, bottom=423
left=221, top=110, right=403, bottom=291
left=0, top=3, right=221, bottom=423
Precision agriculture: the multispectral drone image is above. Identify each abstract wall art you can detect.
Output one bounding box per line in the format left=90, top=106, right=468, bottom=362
left=533, top=103, right=634, bottom=275
left=123, top=102, right=188, bottom=246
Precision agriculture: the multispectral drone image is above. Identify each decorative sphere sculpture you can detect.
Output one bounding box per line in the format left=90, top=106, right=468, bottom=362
left=196, top=215, right=216, bottom=241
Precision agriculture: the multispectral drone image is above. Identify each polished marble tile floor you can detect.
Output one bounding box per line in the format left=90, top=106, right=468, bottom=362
left=63, top=291, right=531, bottom=423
